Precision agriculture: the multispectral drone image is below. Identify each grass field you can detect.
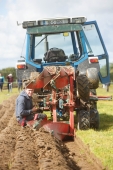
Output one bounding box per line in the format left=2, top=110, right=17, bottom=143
left=0, top=88, right=19, bottom=104
left=77, top=84, right=113, bottom=170
left=0, top=85, right=113, bottom=169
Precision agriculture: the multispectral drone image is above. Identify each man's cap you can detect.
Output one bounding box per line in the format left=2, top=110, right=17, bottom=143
left=8, top=74, right=12, bottom=76
left=23, top=79, right=33, bottom=89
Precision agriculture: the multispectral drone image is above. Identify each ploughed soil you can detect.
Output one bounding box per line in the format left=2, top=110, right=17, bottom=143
left=0, top=95, right=107, bottom=170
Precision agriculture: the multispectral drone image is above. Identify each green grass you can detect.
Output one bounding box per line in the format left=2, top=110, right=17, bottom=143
left=77, top=84, right=113, bottom=170
left=0, top=84, right=113, bottom=169
left=0, top=88, right=19, bottom=104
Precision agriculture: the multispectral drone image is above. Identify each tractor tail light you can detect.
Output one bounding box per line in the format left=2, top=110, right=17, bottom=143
left=17, top=64, right=26, bottom=69
left=16, top=60, right=26, bottom=69
left=89, top=57, right=98, bottom=64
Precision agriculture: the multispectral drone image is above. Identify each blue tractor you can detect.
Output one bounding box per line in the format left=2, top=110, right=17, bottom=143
left=16, top=17, right=110, bottom=131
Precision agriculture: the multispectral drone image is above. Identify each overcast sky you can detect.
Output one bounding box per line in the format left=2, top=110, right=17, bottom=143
left=0, top=0, right=113, bottom=69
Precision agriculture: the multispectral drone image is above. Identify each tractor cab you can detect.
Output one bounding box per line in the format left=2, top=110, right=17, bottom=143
left=16, top=16, right=110, bottom=84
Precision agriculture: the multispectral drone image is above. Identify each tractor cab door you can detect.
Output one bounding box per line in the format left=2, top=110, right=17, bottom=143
left=83, top=21, right=110, bottom=84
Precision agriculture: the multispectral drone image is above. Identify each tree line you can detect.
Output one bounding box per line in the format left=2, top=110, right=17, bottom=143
left=109, top=63, right=113, bottom=81
left=0, top=63, right=113, bottom=83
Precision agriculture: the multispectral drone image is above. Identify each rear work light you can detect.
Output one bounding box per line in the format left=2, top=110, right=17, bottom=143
left=22, top=21, right=36, bottom=28
left=89, top=57, right=98, bottom=64
left=72, top=17, right=87, bottom=24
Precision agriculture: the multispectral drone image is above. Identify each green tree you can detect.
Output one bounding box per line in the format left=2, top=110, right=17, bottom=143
left=109, top=63, right=113, bottom=81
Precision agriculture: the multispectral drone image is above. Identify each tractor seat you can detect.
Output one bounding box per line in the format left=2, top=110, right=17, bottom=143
left=33, top=59, right=42, bottom=64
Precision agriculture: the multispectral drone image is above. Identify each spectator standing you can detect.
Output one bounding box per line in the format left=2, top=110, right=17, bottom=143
left=7, top=74, right=13, bottom=92
left=17, top=79, right=23, bottom=92
left=106, top=82, right=110, bottom=92
left=0, top=73, right=4, bottom=92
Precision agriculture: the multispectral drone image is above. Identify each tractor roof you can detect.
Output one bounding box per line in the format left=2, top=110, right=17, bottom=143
left=22, top=16, right=87, bottom=29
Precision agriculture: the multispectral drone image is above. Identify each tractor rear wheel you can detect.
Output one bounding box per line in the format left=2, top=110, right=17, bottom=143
left=77, top=110, right=90, bottom=130
left=77, top=75, right=90, bottom=102
left=90, top=108, right=100, bottom=130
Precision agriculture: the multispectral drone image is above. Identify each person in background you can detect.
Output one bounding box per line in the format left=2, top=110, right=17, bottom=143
left=105, top=82, right=110, bottom=92
left=7, top=74, right=13, bottom=92
left=0, top=73, right=4, bottom=92
left=17, top=79, right=23, bottom=92
left=58, top=94, right=64, bottom=117
left=15, top=81, right=47, bottom=127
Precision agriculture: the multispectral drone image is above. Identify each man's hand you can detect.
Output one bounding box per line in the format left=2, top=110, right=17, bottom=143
left=32, top=106, right=38, bottom=113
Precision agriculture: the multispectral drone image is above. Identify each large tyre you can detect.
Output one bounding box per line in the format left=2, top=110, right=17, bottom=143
left=90, top=108, right=100, bottom=130
left=77, top=110, right=90, bottom=130
left=77, top=75, right=90, bottom=102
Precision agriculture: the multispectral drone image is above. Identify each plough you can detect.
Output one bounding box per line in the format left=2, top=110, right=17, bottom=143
left=27, top=66, right=75, bottom=141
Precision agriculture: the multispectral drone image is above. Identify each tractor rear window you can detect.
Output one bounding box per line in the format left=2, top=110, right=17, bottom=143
left=34, top=33, right=73, bottom=61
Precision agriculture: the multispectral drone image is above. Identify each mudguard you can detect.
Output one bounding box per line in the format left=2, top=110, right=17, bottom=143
left=86, top=68, right=99, bottom=89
